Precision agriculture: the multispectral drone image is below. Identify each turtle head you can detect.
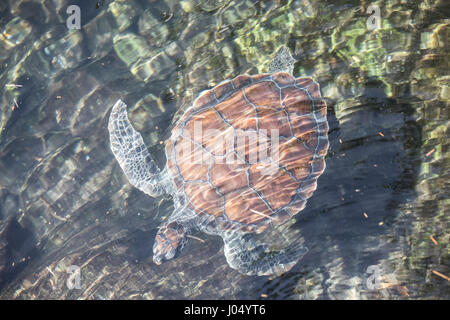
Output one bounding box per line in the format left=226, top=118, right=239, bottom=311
left=153, top=221, right=186, bottom=265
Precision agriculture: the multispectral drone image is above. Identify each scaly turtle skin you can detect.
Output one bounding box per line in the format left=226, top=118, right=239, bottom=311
left=108, top=47, right=329, bottom=276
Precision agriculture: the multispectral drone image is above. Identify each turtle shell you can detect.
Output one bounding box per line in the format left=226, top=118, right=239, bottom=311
left=165, top=72, right=328, bottom=234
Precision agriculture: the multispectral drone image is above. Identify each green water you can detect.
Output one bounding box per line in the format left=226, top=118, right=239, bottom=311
left=0, top=0, right=448, bottom=299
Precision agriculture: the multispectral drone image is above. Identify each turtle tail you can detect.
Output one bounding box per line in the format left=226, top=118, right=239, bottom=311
left=223, top=233, right=308, bottom=276
left=108, top=99, right=168, bottom=197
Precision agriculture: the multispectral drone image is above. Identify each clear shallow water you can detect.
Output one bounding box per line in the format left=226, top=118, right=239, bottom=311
left=0, top=0, right=448, bottom=299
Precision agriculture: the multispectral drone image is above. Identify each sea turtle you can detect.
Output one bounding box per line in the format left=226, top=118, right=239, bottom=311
left=108, top=47, right=329, bottom=276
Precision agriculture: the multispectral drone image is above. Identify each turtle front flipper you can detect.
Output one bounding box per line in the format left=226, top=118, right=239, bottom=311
left=223, top=233, right=308, bottom=276
left=108, top=99, right=168, bottom=197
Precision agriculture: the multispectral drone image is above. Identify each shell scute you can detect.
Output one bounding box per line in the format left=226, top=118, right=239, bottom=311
left=296, top=179, right=318, bottom=201
left=281, top=86, right=313, bottom=115
left=249, top=164, right=298, bottom=212
left=278, top=137, right=313, bottom=170
left=244, top=80, right=281, bottom=110
left=224, top=187, right=271, bottom=225
left=295, top=77, right=314, bottom=88
left=213, top=80, right=235, bottom=100
left=234, top=128, right=267, bottom=163
left=290, top=114, right=317, bottom=140
left=214, top=90, right=257, bottom=125
left=257, top=106, right=292, bottom=138
left=306, top=82, right=322, bottom=100
left=202, top=126, right=235, bottom=156
left=313, top=100, right=328, bottom=122
left=251, top=73, right=271, bottom=82
left=179, top=163, right=209, bottom=181
left=285, top=198, right=307, bottom=216
left=210, top=163, right=248, bottom=195
left=272, top=72, right=295, bottom=86
left=185, top=183, right=224, bottom=217
left=232, top=74, right=252, bottom=90
left=193, top=90, right=217, bottom=110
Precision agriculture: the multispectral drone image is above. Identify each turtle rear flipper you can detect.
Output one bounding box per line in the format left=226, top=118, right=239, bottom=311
left=223, top=233, right=308, bottom=276
left=108, top=99, right=168, bottom=197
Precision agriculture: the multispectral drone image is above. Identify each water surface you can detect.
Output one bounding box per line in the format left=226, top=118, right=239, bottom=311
left=0, top=0, right=448, bottom=299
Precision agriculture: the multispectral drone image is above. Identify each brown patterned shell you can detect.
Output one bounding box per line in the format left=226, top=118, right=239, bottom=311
left=165, top=72, right=328, bottom=234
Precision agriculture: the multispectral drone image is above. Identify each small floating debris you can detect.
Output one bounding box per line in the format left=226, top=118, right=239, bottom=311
left=46, top=266, right=57, bottom=280
left=432, top=270, right=450, bottom=281
left=186, top=234, right=205, bottom=243
left=12, top=99, right=19, bottom=111
left=260, top=293, right=268, bottom=298
left=363, top=212, right=368, bottom=219
left=425, top=148, right=435, bottom=157
left=5, top=83, right=23, bottom=88
left=430, top=235, right=438, bottom=245
left=162, top=12, right=173, bottom=22
left=250, top=208, right=273, bottom=219
left=378, top=221, right=384, bottom=226
left=351, top=56, right=360, bottom=63
left=56, top=95, right=62, bottom=99
left=378, top=132, right=385, bottom=137
left=353, top=6, right=362, bottom=13
left=218, top=25, right=230, bottom=33
left=339, top=139, right=343, bottom=144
